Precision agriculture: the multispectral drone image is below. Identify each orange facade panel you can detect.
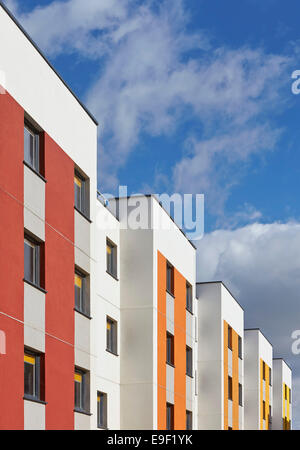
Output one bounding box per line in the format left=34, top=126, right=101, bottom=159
left=224, top=321, right=240, bottom=430
left=174, top=268, right=186, bottom=430
left=157, top=251, right=187, bottom=430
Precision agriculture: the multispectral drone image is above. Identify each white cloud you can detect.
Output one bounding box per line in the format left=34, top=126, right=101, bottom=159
left=173, top=125, right=282, bottom=214
left=12, top=0, right=131, bottom=58
left=7, top=0, right=292, bottom=193
left=196, top=221, right=300, bottom=427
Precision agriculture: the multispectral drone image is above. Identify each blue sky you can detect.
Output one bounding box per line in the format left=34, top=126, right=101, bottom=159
left=8, top=0, right=300, bottom=233
left=3, top=0, right=300, bottom=427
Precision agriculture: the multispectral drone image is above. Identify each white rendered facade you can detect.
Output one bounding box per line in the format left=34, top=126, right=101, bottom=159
left=196, top=282, right=244, bottom=430
left=108, top=195, right=198, bottom=430
left=273, top=359, right=292, bottom=430
left=244, top=329, right=273, bottom=430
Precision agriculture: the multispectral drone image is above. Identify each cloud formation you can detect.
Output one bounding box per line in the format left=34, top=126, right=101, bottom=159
left=7, top=0, right=293, bottom=199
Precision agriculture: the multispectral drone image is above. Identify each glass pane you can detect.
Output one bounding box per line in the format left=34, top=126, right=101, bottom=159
left=75, top=380, right=81, bottom=409
left=74, top=182, right=81, bottom=210
left=107, top=245, right=113, bottom=274
left=24, top=361, right=35, bottom=397
left=24, top=240, right=35, bottom=283
left=107, top=325, right=111, bottom=351
left=24, top=127, right=34, bottom=167
left=75, top=274, right=84, bottom=312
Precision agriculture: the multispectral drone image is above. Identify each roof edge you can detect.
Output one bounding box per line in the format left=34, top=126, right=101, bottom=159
left=111, top=194, right=197, bottom=250
left=196, top=281, right=245, bottom=312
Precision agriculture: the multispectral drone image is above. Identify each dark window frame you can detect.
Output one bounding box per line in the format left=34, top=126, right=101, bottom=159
left=263, top=400, right=266, bottom=420
left=186, top=282, right=193, bottom=313
left=24, top=348, right=43, bottom=402
left=228, top=325, right=232, bottom=350
left=269, top=367, right=272, bottom=386
left=228, top=376, right=233, bottom=401
left=24, top=234, right=41, bottom=288
left=97, top=391, right=108, bottom=429
left=106, top=316, right=118, bottom=356
left=74, top=169, right=90, bottom=218
left=24, top=121, right=40, bottom=173
left=166, top=332, right=174, bottom=366
left=238, top=336, right=242, bottom=359
left=166, top=403, right=174, bottom=430
left=263, top=361, right=266, bottom=381
left=186, top=345, right=193, bottom=377
left=74, top=368, right=87, bottom=413
left=238, top=383, right=243, bottom=406
left=106, top=238, right=118, bottom=279
left=74, top=269, right=89, bottom=315
left=186, top=410, right=192, bottom=430
left=166, top=262, right=174, bottom=296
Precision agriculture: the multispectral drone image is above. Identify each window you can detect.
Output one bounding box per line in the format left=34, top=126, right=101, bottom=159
left=239, top=383, right=243, bottom=406
left=166, top=262, right=174, bottom=295
left=24, top=123, right=40, bottom=172
left=263, top=361, right=266, bottom=381
left=106, top=317, right=118, bottom=355
left=166, top=332, right=174, bottom=366
left=284, top=384, right=287, bottom=400
left=228, top=376, right=232, bottom=400
left=186, top=410, right=192, bottom=430
left=74, top=369, right=86, bottom=412
left=263, top=400, right=266, bottom=420
left=269, top=367, right=272, bottom=386
left=24, top=349, right=43, bottom=401
left=106, top=239, right=117, bottom=279
left=238, top=336, right=242, bottom=359
left=186, top=345, right=193, bottom=377
left=97, top=392, right=107, bottom=429
left=186, top=282, right=193, bottom=313
left=228, top=325, right=232, bottom=350
left=166, top=403, right=174, bottom=430
left=24, top=236, right=40, bottom=287
left=74, top=170, right=89, bottom=217
left=74, top=270, right=88, bottom=315
left=289, top=388, right=292, bottom=404
left=269, top=405, right=272, bottom=426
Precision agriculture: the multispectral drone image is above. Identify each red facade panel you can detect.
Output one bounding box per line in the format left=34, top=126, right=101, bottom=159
left=44, top=133, right=75, bottom=429
left=0, top=91, right=24, bottom=429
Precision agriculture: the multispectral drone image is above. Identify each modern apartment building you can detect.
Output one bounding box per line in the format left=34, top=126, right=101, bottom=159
left=244, top=329, right=273, bottom=430
left=273, top=359, right=292, bottom=430
left=108, top=195, right=197, bottom=430
left=196, top=282, right=244, bottom=430
left=0, top=3, right=293, bottom=430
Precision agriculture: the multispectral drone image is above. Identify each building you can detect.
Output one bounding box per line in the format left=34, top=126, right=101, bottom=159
left=196, top=282, right=244, bottom=430
left=273, top=359, right=292, bottom=430
left=0, top=1, right=97, bottom=430
left=244, top=329, right=273, bottom=430
left=0, top=2, right=293, bottom=430
left=107, top=195, right=198, bottom=430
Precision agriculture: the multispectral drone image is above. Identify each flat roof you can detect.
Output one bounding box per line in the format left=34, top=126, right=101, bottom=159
left=273, top=358, right=292, bottom=372
left=0, top=2, right=98, bottom=126
left=244, top=328, right=273, bottom=348
left=196, top=281, right=245, bottom=311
